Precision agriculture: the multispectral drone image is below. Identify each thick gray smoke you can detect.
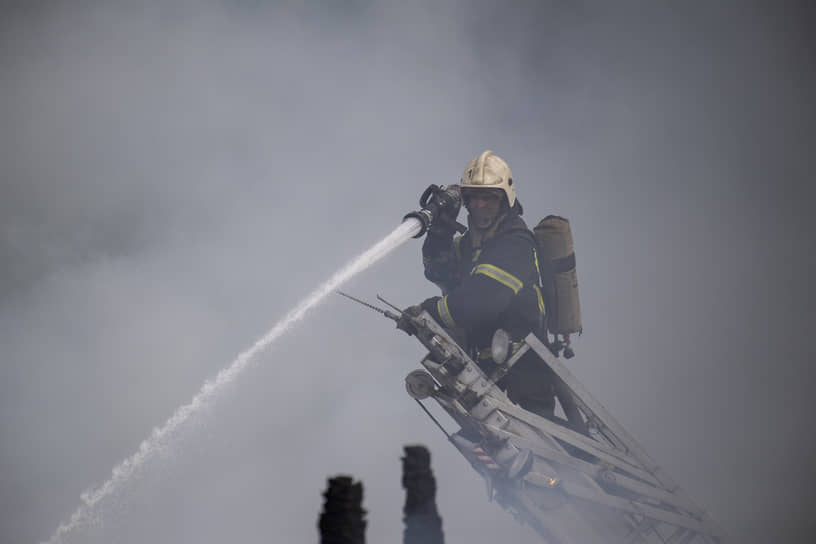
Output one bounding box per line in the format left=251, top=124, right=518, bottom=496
left=1, top=1, right=813, bottom=543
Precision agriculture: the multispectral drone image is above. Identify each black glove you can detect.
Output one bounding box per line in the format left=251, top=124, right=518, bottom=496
left=419, top=296, right=440, bottom=316
left=427, top=217, right=457, bottom=237
left=417, top=184, right=461, bottom=237
left=397, top=305, right=423, bottom=336
left=428, top=186, right=461, bottom=236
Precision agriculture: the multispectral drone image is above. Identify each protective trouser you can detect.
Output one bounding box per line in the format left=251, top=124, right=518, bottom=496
left=493, top=350, right=556, bottom=419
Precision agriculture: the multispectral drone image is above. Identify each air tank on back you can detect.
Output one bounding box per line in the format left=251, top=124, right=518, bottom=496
left=534, top=215, right=582, bottom=337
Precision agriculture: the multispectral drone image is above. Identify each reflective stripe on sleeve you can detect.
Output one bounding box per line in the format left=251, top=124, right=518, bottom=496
left=472, top=263, right=524, bottom=294
left=533, top=284, right=546, bottom=314
left=453, top=236, right=462, bottom=261
left=437, top=295, right=457, bottom=328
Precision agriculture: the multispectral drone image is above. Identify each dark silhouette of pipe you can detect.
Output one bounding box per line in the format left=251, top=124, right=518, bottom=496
left=402, top=445, right=445, bottom=544
left=318, top=476, right=366, bottom=544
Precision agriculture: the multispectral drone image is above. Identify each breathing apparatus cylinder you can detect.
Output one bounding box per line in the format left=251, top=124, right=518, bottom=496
left=403, top=184, right=466, bottom=238
left=534, top=215, right=582, bottom=337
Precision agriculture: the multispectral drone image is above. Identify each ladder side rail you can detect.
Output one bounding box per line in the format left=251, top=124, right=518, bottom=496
left=464, top=380, right=648, bottom=543
left=487, top=425, right=606, bottom=482
left=493, top=412, right=643, bottom=543
left=496, top=405, right=723, bottom=541
left=410, top=323, right=657, bottom=485
left=623, top=514, right=654, bottom=544
left=556, top=374, right=630, bottom=452
left=527, top=333, right=724, bottom=538
left=416, top=317, right=652, bottom=484
left=484, top=403, right=710, bottom=543
left=489, top=393, right=646, bottom=473
left=595, top=469, right=705, bottom=517
left=485, top=424, right=702, bottom=515
left=409, top=316, right=722, bottom=542
left=519, top=455, right=711, bottom=536
left=497, top=402, right=662, bottom=486
left=630, top=518, right=676, bottom=544
left=561, top=481, right=714, bottom=535
left=430, top=394, right=709, bottom=540
left=665, top=527, right=689, bottom=544
left=526, top=333, right=661, bottom=472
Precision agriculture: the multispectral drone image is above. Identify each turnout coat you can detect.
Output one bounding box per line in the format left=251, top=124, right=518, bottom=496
left=420, top=208, right=545, bottom=352
left=419, top=206, right=555, bottom=416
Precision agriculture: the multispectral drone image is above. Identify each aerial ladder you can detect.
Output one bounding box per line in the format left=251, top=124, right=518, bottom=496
left=338, top=291, right=725, bottom=544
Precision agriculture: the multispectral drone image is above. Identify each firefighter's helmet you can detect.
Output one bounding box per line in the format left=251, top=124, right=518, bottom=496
left=460, top=150, right=516, bottom=208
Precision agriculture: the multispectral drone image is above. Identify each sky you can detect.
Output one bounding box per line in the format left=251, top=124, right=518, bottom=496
left=1, top=1, right=814, bottom=543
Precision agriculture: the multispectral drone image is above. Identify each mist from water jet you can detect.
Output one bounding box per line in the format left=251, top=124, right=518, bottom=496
left=43, top=218, right=422, bottom=544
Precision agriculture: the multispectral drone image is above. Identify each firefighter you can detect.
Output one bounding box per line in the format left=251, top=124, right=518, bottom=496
left=403, top=150, right=556, bottom=418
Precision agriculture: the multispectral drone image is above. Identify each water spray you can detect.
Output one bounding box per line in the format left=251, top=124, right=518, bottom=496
left=44, top=216, right=423, bottom=544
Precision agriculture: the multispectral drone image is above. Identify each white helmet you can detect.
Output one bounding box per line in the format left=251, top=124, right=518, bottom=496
left=460, top=150, right=516, bottom=207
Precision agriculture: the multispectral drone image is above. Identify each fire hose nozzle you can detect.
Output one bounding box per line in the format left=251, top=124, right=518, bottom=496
left=403, top=184, right=465, bottom=238
left=403, top=209, right=434, bottom=238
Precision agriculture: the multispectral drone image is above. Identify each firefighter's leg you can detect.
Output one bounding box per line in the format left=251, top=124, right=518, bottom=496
left=498, top=353, right=556, bottom=419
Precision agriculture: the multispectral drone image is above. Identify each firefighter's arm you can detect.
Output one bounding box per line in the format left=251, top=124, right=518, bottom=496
left=422, top=231, right=462, bottom=295
left=422, top=234, right=534, bottom=331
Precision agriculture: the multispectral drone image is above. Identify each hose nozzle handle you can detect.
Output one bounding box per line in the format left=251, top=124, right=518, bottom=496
left=403, top=184, right=464, bottom=238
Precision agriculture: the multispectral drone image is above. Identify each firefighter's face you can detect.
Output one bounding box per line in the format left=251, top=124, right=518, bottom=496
left=464, top=189, right=504, bottom=229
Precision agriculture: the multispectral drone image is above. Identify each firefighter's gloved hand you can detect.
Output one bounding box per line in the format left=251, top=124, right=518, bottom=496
left=419, top=296, right=440, bottom=315
left=428, top=211, right=458, bottom=237
left=427, top=186, right=461, bottom=237
left=397, top=305, right=423, bottom=336
left=427, top=222, right=456, bottom=238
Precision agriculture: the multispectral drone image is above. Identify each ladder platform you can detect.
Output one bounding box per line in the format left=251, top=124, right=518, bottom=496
left=405, top=311, right=725, bottom=544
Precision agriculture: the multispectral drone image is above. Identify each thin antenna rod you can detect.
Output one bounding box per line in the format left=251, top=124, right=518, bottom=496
left=336, top=290, right=387, bottom=315
left=377, top=294, right=403, bottom=314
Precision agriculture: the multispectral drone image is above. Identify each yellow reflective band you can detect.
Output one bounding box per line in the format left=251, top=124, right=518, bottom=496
left=533, top=248, right=542, bottom=281
left=472, top=248, right=482, bottom=263
left=473, top=263, right=524, bottom=294
left=533, top=284, right=546, bottom=314
left=437, top=295, right=457, bottom=329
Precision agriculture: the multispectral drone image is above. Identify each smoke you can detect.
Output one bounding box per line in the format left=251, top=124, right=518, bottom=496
left=1, top=1, right=813, bottom=543
left=43, top=219, right=419, bottom=543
